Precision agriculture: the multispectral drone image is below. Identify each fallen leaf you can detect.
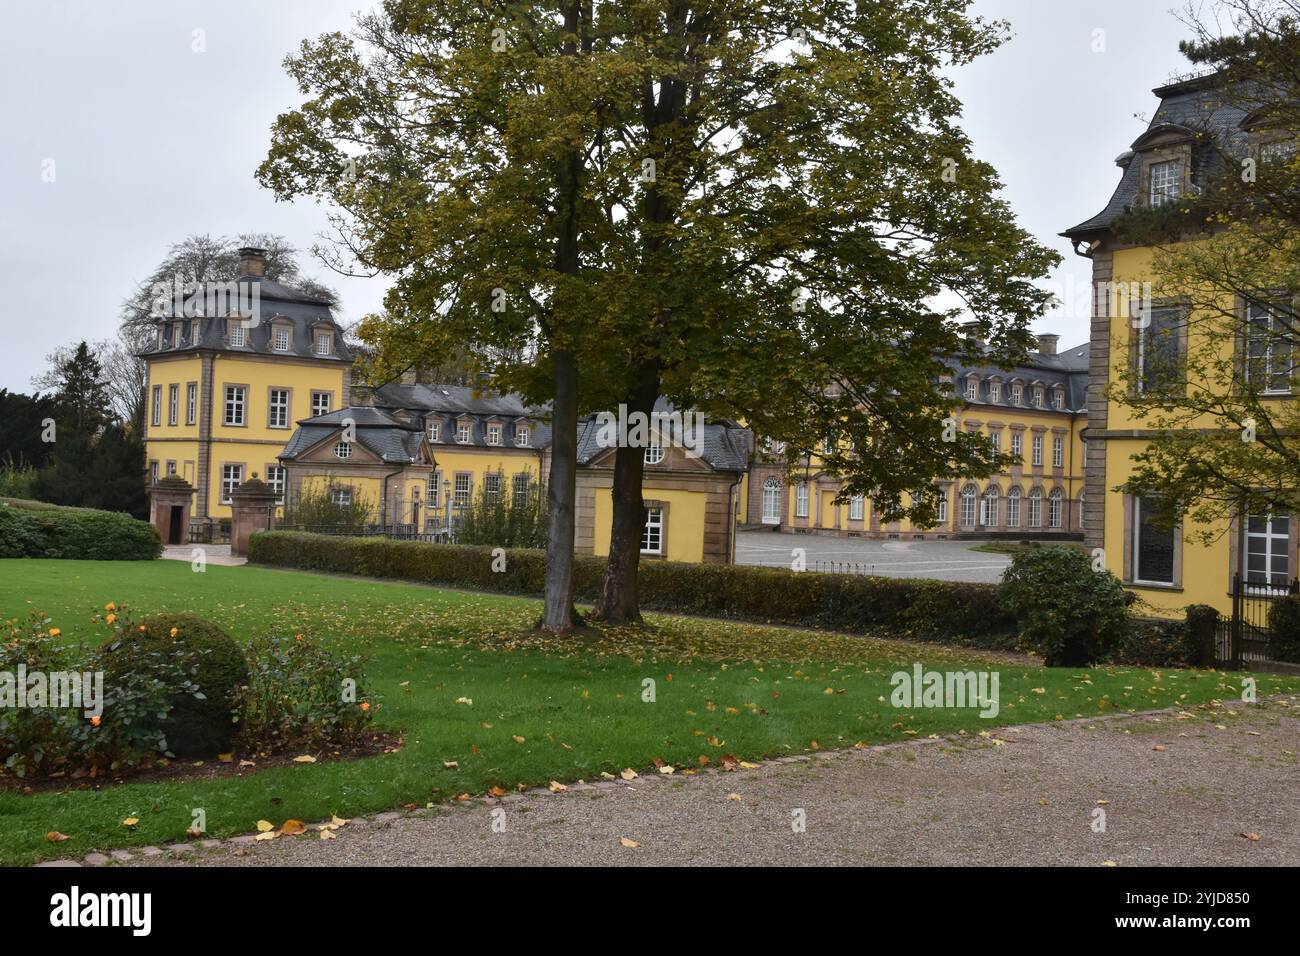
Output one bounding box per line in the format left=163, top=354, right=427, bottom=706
left=46, top=831, right=70, bottom=843
left=218, top=752, right=234, bottom=763
left=1241, top=832, right=1261, bottom=842
left=726, top=793, right=741, bottom=802
left=1152, top=745, right=1166, bottom=752
left=659, top=765, right=675, bottom=775
left=443, top=760, right=459, bottom=769
left=512, top=735, right=526, bottom=744
left=455, top=697, right=473, bottom=706
left=319, top=829, right=337, bottom=840
left=487, top=785, right=508, bottom=797
left=739, top=760, right=760, bottom=769
left=548, top=781, right=567, bottom=793
left=293, top=755, right=317, bottom=764
left=620, top=768, right=637, bottom=780
left=121, top=817, right=139, bottom=827
left=619, top=837, right=640, bottom=848
left=255, top=831, right=278, bottom=842
left=255, top=820, right=275, bottom=832
left=279, top=819, right=308, bottom=836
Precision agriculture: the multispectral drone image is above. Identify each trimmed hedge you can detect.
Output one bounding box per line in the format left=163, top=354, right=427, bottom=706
left=0, top=501, right=161, bottom=560
left=248, top=531, right=1016, bottom=648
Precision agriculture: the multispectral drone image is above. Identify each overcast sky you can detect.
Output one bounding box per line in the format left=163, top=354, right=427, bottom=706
left=0, top=0, right=1197, bottom=393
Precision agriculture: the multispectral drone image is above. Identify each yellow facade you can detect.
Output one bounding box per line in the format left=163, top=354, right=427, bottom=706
left=590, top=486, right=708, bottom=564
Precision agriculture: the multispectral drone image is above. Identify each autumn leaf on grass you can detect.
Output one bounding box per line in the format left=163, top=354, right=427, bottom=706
left=455, top=697, right=473, bottom=706
left=121, top=817, right=140, bottom=828
left=548, top=781, right=567, bottom=793
left=487, top=786, right=507, bottom=798
left=619, top=768, right=637, bottom=781
left=697, top=755, right=710, bottom=767
left=651, top=756, right=665, bottom=768
left=255, top=820, right=275, bottom=832
left=46, top=832, right=70, bottom=843
left=279, top=819, right=308, bottom=836
left=600, top=772, right=616, bottom=781
left=186, top=826, right=204, bottom=838
left=659, top=765, right=675, bottom=775
left=721, top=755, right=738, bottom=772
left=619, top=837, right=640, bottom=849
left=443, top=760, right=459, bottom=769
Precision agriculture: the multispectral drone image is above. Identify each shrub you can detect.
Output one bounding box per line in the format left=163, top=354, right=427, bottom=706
left=998, top=546, right=1128, bottom=666
left=456, top=476, right=546, bottom=548
left=235, top=634, right=375, bottom=752
left=99, top=613, right=248, bottom=757
left=0, top=500, right=161, bottom=560
left=1107, top=618, right=1196, bottom=667
left=248, top=531, right=1018, bottom=649
left=1267, top=596, right=1300, bottom=663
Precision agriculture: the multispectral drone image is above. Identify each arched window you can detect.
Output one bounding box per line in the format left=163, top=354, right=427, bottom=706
left=1006, top=486, right=1022, bottom=528
left=959, top=483, right=978, bottom=528
left=980, top=485, right=999, bottom=527
left=1049, top=488, right=1064, bottom=528
left=1027, top=487, right=1043, bottom=528
left=762, top=476, right=782, bottom=524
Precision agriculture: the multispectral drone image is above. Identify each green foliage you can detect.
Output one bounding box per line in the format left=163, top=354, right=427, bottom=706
left=1106, top=617, right=1198, bottom=668
left=1267, top=595, right=1300, bottom=663
left=247, top=531, right=1017, bottom=649
left=31, top=423, right=150, bottom=519
left=998, top=546, right=1128, bottom=666
left=0, top=455, right=37, bottom=499
left=281, top=480, right=375, bottom=532
left=100, top=614, right=248, bottom=758
left=234, top=635, right=375, bottom=753
left=0, top=500, right=161, bottom=559
left=0, top=389, right=57, bottom=470
left=455, top=474, right=546, bottom=548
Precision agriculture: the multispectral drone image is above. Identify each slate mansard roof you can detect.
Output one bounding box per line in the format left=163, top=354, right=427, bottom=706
left=368, top=382, right=552, bottom=450
left=946, top=341, right=1090, bottom=414
left=574, top=398, right=753, bottom=473
left=278, top=407, right=426, bottom=465
left=1062, top=72, right=1253, bottom=240
left=141, top=270, right=352, bottom=362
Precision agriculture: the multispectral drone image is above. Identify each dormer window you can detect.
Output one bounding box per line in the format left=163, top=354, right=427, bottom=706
left=314, top=332, right=332, bottom=355
left=191, top=321, right=202, bottom=346
left=1033, top=386, right=1045, bottom=408
left=334, top=441, right=352, bottom=460
left=427, top=421, right=441, bottom=442
left=515, top=424, right=530, bottom=447
left=1260, top=138, right=1297, bottom=164
left=487, top=423, right=502, bottom=445
left=965, top=378, right=979, bottom=402
left=172, top=324, right=183, bottom=348
left=274, top=327, right=291, bottom=351
left=988, top=380, right=1001, bottom=403
left=456, top=421, right=472, bottom=443
left=1052, top=388, right=1064, bottom=410
left=1149, top=159, right=1182, bottom=206
left=1011, top=382, right=1023, bottom=406
left=229, top=322, right=246, bottom=347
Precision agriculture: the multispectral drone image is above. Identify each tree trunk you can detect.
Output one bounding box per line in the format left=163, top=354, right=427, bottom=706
left=593, top=363, right=660, bottom=623
left=542, top=348, right=579, bottom=632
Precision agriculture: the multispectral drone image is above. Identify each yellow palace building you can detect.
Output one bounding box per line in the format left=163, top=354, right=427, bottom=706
left=1064, top=72, right=1297, bottom=617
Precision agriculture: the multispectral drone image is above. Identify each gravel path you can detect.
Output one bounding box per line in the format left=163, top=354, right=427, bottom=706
left=110, top=697, right=1300, bottom=868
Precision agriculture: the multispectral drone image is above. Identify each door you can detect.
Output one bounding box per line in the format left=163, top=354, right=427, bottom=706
left=168, top=505, right=184, bottom=545
left=761, top=477, right=781, bottom=524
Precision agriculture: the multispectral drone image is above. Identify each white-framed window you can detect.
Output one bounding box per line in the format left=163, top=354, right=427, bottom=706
left=191, top=321, right=202, bottom=346
left=273, top=327, right=290, bottom=351
left=1133, top=496, right=1175, bottom=585
left=512, top=473, right=531, bottom=509
left=1052, top=436, right=1064, bottom=468
left=644, top=444, right=665, bottom=465
left=1244, top=512, right=1291, bottom=590
left=167, top=384, right=179, bottom=426
left=762, top=476, right=782, bottom=524
left=795, top=482, right=809, bottom=518
left=314, top=332, right=332, bottom=355
left=959, top=483, right=978, bottom=528
left=1031, top=434, right=1043, bottom=467
left=427, top=472, right=441, bottom=509
left=165, top=460, right=176, bottom=476
left=151, top=385, right=162, bottom=427
left=1149, top=159, right=1182, bottom=206
left=849, top=495, right=865, bottom=521
left=221, top=464, right=243, bottom=503
left=186, top=383, right=197, bottom=425
left=980, top=485, right=999, bottom=527
left=229, top=321, right=246, bottom=347
left=1245, top=300, right=1295, bottom=395
left=1032, top=386, right=1044, bottom=408
left=822, top=436, right=835, bottom=456
left=1006, top=486, right=1021, bottom=528
left=453, top=473, right=472, bottom=507
left=331, top=487, right=352, bottom=506
left=989, top=431, right=1001, bottom=454
left=223, top=385, right=246, bottom=426
left=1052, top=388, right=1064, bottom=410
left=1027, top=488, right=1043, bottom=528
left=269, top=388, right=290, bottom=428
left=965, top=378, right=979, bottom=402
left=266, top=465, right=286, bottom=504
left=172, top=324, right=182, bottom=349
left=484, top=472, right=502, bottom=502
left=1048, top=488, right=1063, bottom=528
left=427, top=421, right=441, bottom=442
left=334, top=441, right=352, bottom=459
left=1011, top=432, right=1023, bottom=460
left=149, top=460, right=159, bottom=484
left=311, top=391, right=331, bottom=417
left=935, top=489, right=948, bottom=525
left=641, top=506, right=664, bottom=555
left=486, top=423, right=502, bottom=446
left=1011, top=382, right=1023, bottom=405
left=1260, top=138, right=1297, bottom=164
left=456, top=421, right=472, bottom=443
left=515, top=424, right=530, bottom=447
left=989, top=381, right=1001, bottom=403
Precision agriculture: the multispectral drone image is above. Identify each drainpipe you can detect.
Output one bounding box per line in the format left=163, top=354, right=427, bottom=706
left=380, top=464, right=403, bottom=531
left=726, top=469, right=744, bottom=564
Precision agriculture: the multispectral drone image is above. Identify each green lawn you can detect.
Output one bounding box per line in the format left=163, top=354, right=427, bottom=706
left=1, top=558, right=1293, bottom=866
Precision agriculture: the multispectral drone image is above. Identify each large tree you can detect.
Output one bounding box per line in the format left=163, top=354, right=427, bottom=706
left=1110, top=0, right=1300, bottom=538
left=259, top=0, right=1057, bottom=627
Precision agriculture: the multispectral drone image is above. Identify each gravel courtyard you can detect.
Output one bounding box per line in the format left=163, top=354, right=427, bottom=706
left=113, top=697, right=1298, bottom=868
left=736, top=530, right=1014, bottom=583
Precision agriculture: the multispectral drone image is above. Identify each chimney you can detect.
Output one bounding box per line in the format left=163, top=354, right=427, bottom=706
left=959, top=320, right=985, bottom=349
left=238, top=246, right=267, bottom=277
left=1036, top=333, right=1059, bottom=356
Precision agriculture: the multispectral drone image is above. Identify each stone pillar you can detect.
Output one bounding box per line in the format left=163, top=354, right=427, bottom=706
left=228, top=474, right=279, bottom=556
left=147, top=475, right=195, bottom=546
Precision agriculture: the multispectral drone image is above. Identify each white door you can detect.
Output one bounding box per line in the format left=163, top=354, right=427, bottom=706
left=762, top=477, right=781, bottom=524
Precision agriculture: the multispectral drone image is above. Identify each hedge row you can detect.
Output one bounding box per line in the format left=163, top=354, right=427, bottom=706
left=0, top=501, right=161, bottom=560
left=248, top=531, right=1016, bottom=647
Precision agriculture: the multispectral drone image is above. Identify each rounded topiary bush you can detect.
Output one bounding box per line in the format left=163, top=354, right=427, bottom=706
left=100, top=614, right=248, bottom=756
left=998, top=546, right=1128, bottom=666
